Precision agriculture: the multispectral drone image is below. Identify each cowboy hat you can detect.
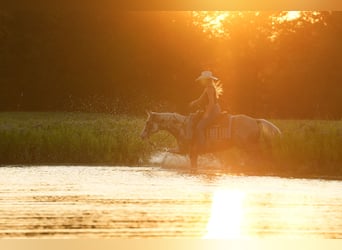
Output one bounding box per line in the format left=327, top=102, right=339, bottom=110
left=195, top=71, right=218, bottom=81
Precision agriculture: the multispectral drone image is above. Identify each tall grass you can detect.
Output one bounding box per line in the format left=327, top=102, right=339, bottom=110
left=0, top=112, right=341, bottom=178
left=215, top=119, right=342, bottom=178
left=0, top=112, right=167, bottom=165
left=267, top=120, right=342, bottom=177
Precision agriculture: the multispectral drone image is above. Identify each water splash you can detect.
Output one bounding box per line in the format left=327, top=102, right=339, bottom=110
left=149, top=151, right=223, bottom=168
left=150, top=151, right=189, bottom=167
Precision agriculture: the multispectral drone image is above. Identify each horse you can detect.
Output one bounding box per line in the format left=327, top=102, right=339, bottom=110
left=140, top=111, right=281, bottom=168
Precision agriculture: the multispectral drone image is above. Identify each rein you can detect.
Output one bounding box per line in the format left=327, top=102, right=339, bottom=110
left=147, top=113, right=187, bottom=152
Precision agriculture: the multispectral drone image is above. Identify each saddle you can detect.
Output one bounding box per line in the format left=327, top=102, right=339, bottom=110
left=185, top=111, right=232, bottom=141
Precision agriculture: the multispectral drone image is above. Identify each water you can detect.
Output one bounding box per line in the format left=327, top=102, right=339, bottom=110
left=0, top=165, right=341, bottom=238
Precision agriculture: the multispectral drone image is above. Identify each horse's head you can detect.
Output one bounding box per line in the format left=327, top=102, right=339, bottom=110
left=140, top=111, right=161, bottom=140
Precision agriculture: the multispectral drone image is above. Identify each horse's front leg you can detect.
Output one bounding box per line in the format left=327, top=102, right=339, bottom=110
left=189, top=145, right=198, bottom=168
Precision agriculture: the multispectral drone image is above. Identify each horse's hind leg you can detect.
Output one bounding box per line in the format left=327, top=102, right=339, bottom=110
left=243, top=141, right=265, bottom=168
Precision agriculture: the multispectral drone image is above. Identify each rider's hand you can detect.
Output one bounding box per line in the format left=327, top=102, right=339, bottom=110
left=189, top=101, right=197, bottom=108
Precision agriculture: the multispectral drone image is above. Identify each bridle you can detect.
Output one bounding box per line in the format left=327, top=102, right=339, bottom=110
left=145, top=113, right=187, bottom=151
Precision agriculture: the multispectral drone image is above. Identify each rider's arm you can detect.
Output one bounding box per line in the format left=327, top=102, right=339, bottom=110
left=190, top=88, right=207, bottom=107
left=206, top=85, right=216, bottom=107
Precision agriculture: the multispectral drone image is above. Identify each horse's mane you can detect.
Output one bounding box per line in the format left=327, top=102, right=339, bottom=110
left=153, top=112, right=186, bottom=121
left=153, top=112, right=187, bottom=122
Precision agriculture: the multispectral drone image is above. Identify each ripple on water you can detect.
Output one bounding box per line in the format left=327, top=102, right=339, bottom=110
left=0, top=166, right=341, bottom=238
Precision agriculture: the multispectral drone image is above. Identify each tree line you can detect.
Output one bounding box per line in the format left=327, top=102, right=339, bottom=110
left=1, top=7, right=342, bottom=118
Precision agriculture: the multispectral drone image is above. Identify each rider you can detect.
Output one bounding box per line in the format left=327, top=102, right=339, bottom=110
left=189, top=71, right=223, bottom=152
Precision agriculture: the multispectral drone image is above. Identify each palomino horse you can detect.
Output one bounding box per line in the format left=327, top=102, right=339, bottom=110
left=140, top=111, right=281, bottom=168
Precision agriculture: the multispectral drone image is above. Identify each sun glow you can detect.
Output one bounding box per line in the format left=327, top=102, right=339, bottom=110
left=271, top=11, right=324, bottom=24
left=192, top=11, right=230, bottom=38
left=276, top=11, right=301, bottom=23
left=192, top=11, right=325, bottom=40
left=204, top=189, right=246, bottom=239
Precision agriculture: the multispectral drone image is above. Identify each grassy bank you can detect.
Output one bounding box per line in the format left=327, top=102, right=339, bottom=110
left=0, top=112, right=341, bottom=178
left=270, top=119, right=342, bottom=178
left=0, top=112, right=172, bottom=165
left=216, top=119, right=342, bottom=178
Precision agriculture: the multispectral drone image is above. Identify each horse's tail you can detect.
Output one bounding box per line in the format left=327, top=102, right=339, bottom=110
left=256, top=119, right=282, bottom=138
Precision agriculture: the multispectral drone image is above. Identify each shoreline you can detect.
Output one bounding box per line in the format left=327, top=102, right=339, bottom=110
left=0, top=164, right=341, bottom=182
left=0, top=112, right=341, bottom=180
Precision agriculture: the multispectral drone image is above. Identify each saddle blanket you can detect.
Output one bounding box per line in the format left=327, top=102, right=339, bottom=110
left=206, top=126, right=230, bottom=140
left=205, top=114, right=232, bottom=141
left=186, top=112, right=232, bottom=141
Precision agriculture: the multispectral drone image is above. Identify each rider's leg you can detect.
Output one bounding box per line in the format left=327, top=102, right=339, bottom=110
left=195, top=114, right=217, bottom=152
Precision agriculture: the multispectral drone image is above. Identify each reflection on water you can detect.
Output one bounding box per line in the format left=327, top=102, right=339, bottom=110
left=205, top=190, right=245, bottom=239
left=0, top=166, right=341, bottom=238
